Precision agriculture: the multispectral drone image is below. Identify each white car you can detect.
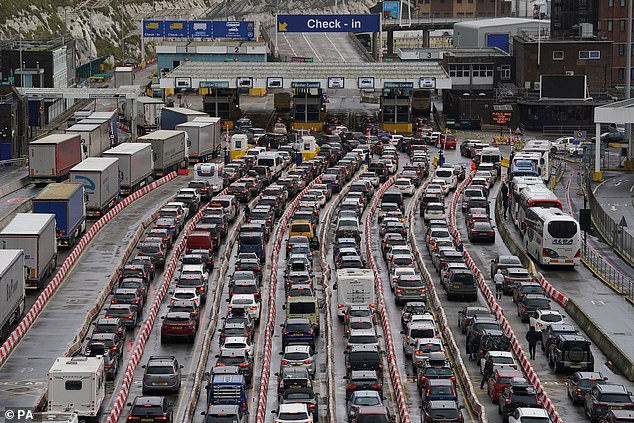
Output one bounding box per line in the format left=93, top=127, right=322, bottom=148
left=423, top=202, right=447, bottom=222
left=360, top=172, right=380, bottom=187
left=307, top=189, right=327, bottom=206
left=166, top=201, right=190, bottom=218
left=178, top=187, right=201, bottom=204
left=480, top=351, right=517, bottom=374
left=274, top=122, right=288, bottom=135
left=390, top=267, right=416, bottom=291
left=431, top=178, right=450, bottom=195
left=181, top=263, right=208, bottom=282
left=408, top=313, right=435, bottom=328
left=170, top=287, right=201, bottom=307
left=228, top=294, right=261, bottom=321
left=412, top=337, right=444, bottom=368
left=395, top=178, right=415, bottom=196
left=474, top=171, right=494, bottom=188
left=529, top=310, right=565, bottom=332
left=508, top=407, right=551, bottom=423
left=275, top=404, right=313, bottom=423
left=221, top=336, right=253, bottom=359
left=386, top=245, right=412, bottom=263
left=403, top=321, right=438, bottom=357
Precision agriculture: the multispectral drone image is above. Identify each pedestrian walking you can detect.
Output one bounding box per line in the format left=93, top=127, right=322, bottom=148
left=438, top=151, right=445, bottom=167
left=501, top=182, right=510, bottom=218
left=481, top=357, right=493, bottom=389
left=526, top=326, right=540, bottom=360
left=469, top=335, right=479, bottom=361
left=244, top=205, right=251, bottom=219
left=470, top=160, right=477, bottom=173
left=494, top=269, right=504, bottom=299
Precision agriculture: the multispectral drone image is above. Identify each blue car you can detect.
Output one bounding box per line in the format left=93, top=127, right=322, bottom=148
left=281, top=318, right=315, bottom=349
left=421, top=379, right=458, bottom=405
left=334, top=237, right=360, bottom=259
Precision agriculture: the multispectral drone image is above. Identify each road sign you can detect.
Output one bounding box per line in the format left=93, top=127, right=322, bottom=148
left=572, top=139, right=581, bottom=145
left=575, top=130, right=587, bottom=139
left=384, top=81, right=413, bottom=88
left=214, top=21, right=255, bottom=39
left=143, top=20, right=165, bottom=37
left=383, top=1, right=400, bottom=19
left=165, top=20, right=188, bottom=38
left=491, top=110, right=513, bottom=125
left=277, top=14, right=380, bottom=33
left=200, top=81, right=229, bottom=88
left=188, top=20, right=213, bottom=38
left=619, top=216, right=628, bottom=228
left=291, top=81, right=320, bottom=88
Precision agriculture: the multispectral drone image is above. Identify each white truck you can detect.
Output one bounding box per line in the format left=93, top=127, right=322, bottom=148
left=69, top=158, right=120, bottom=218
left=102, top=143, right=154, bottom=195
left=0, top=213, right=57, bottom=291
left=29, top=133, right=83, bottom=184
left=137, top=130, right=188, bottom=178
left=65, top=123, right=110, bottom=159
left=335, top=268, right=376, bottom=319
left=48, top=356, right=105, bottom=418
left=113, top=66, right=134, bottom=88
left=0, top=250, right=25, bottom=342
left=135, top=97, right=164, bottom=135
left=176, top=118, right=220, bottom=163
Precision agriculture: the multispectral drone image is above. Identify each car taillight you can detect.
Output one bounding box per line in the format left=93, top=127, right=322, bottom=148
left=304, top=359, right=313, bottom=364
left=281, top=360, right=289, bottom=365
left=132, top=300, right=139, bottom=304
left=576, top=388, right=582, bottom=393
left=110, top=346, right=118, bottom=351
left=415, top=350, right=423, bottom=355
left=347, top=384, right=357, bottom=390
left=127, top=416, right=140, bottom=421
left=396, top=288, right=404, bottom=293
left=238, top=362, right=249, bottom=367
left=249, top=306, right=257, bottom=310
left=371, top=384, right=382, bottom=389
left=338, top=304, right=344, bottom=308
left=157, top=252, right=163, bottom=257
left=155, top=417, right=168, bottom=421
left=418, top=288, right=426, bottom=293
left=111, top=299, right=118, bottom=304
left=104, top=365, right=112, bottom=369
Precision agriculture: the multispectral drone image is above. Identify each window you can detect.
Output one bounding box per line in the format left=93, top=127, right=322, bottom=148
left=622, top=0, right=626, bottom=5
left=552, top=51, right=564, bottom=60
left=621, top=20, right=627, bottom=31
left=65, top=380, right=83, bottom=390
left=609, top=0, right=614, bottom=5
left=618, top=68, right=625, bottom=81
left=608, top=20, right=613, bottom=31
left=501, top=65, right=511, bottom=80
left=619, top=44, right=626, bottom=56
left=579, top=50, right=601, bottom=59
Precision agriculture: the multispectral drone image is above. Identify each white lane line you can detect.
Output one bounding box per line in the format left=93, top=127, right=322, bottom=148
left=302, top=33, right=322, bottom=62
left=282, top=33, right=298, bottom=57
left=324, top=33, right=347, bottom=62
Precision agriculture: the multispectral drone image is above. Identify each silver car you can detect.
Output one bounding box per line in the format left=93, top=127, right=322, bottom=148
left=280, top=345, right=316, bottom=379
left=346, top=390, right=384, bottom=421
left=142, top=355, right=182, bottom=394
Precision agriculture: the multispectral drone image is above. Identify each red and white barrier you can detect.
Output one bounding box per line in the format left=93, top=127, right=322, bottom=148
left=0, top=172, right=178, bottom=368
left=364, top=177, right=412, bottom=423
left=449, top=173, right=563, bottom=423
left=254, top=177, right=322, bottom=423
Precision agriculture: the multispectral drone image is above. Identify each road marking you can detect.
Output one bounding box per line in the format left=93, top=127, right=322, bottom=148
left=282, top=33, right=298, bottom=57
left=302, top=33, right=322, bottom=62
left=324, top=33, right=347, bottom=62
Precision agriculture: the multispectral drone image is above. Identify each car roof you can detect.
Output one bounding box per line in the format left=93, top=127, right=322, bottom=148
left=284, top=345, right=311, bottom=353
left=278, top=403, right=308, bottom=412
left=133, top=396, right=164, bottom=406
left=350, top=370, right=379, bottom=378
left=516, top=408, right=549, bottom=417
left=597, top=383, right=629, bottom=393
left=427, top=400, right=458, bottom=409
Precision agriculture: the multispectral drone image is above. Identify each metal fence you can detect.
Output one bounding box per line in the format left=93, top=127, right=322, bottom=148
left=581, top=241, right=634, bottom=301
left=585, top=171, right=634, bottom=295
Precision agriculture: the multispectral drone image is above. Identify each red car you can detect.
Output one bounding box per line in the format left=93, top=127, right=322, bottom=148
left=439, top=133, right=457, bottom=149
left=487, top=369, right=524, bottom=403
left=160, top=311, right=197, bottom=343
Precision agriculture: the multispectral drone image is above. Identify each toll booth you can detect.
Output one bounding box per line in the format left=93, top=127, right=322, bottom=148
left=300, top=135, right=320, bottom=162
left=380, top=83, right=413, bottom=133
left=202, top=88, right=241, bottom=129
left=291, top=88, right=325, bottom=132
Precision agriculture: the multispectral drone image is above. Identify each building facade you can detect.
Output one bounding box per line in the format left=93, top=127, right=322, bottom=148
left=598, top=0, right=632, bottom=86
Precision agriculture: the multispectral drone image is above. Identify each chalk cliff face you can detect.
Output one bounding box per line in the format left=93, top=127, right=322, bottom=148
left=0, top=0, right=374, bottom=64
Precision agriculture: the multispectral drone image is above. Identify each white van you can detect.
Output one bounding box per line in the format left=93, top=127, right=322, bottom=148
left=434, top=166, right=458, bottom=190
left=48, top=357, right=105, bottom=417
left=257, top=152, right=285, bottom=177
left=336, top=268, right=375, bottom=319
left=194, top=163, right=224, bottom=194
left=209, top=195, right=239, bottom=222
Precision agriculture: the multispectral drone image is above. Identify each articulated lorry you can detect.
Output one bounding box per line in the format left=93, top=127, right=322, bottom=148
left=33, top=183, right=86, bottom=248
left=70, top=158, right=120, bottom=218
left=29, top=133, right=83, bottom=184
left=0, top=213, right=57, bottom=290
left=137, top=130, right=188, bottom=178
left=0, top=250, right=25, bottom=342
left=103, top=143, right=154, bottom=195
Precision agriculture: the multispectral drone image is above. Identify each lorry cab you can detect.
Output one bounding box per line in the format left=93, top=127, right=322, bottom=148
left=300, top=136, right=320, bottom=162
left=230, top=134, right=250, bottom=161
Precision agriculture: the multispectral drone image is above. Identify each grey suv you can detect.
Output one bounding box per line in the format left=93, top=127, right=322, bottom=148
left=201, top=404, right=247, bottom=423
left=548, top=334, right=594, bottom=373
left=142, top=356, right=183, bottom=394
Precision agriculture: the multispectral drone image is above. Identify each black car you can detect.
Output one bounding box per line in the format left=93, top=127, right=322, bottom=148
left=344, top=370, right=383, bottom=400
left=498, top=380, right=542, bottom=422
left=467, top=221, right=496, bottom=243
left=541, top=323, right=578, bottom=352
left=517, top=295, right=551, bottom=323
left=126, top=396, right=173, bottom=423
left=279, top=388, right=319, bottom=420
left=567, top=371, right=607, bottom=404
left=276, top=367, right=313, bottom=398
left=585, top=384, right=634, bottom=422
left=421, top=400, right=464, bottom=422
left=345, top=344, right=383, bottom=378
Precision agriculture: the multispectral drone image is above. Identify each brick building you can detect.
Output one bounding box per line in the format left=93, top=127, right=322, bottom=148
left=598, top=0, right=632, bottom=86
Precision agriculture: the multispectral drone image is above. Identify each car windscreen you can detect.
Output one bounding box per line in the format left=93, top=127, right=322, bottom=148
left=291, top=223, right=311, bottom=233
left=286, top=322, right=311, bottom=332
left=146, top=366, right=174, bottom=374
left=277, top=413, right=309, bottom=421
left=525, top=298, right=550, bottom=308
left=141, top=244, right=160, bottom=253
left=452, top=274, right=474, bottom=284
left=436, top=170, right=452, bottom=178
left=284, top=352, right=310, bottom=360
left=349, top=352, right=380, bottom=363
left=289, top=302, right=316, bottom=314
left=356, top=416, right=390, bottom=423
left=511, top=392, right=539, bottom=405
left=131, top=405, right=164, bottom=416
left=239, top=234, right=262, bottom=245
left=399, top=278, right=423, bottom=287
left=349, top=335, right=377, bottom=344
left=410, top=328, right=435, bottom=338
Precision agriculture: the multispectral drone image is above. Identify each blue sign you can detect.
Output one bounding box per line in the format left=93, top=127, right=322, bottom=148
left=189, top=20, right=213, bottom=38
left=214, top=21, right=255, bottom=39
left=383, top=1, right=400, bottom=19
left=143, top=20, right=165, bottom=37
left=165, top=20, right=188, bottom=37
left=277, top=14, right=380, bottom=33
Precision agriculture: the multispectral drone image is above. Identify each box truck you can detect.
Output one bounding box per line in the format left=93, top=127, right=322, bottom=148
left=33, top=183, right=87, bottom=248
left=113, top=66, right=134, bottom=88
left=102, top=143, right=154, bottom=195
left=135, top=97, right=164, bottom=135
left=192, top=116, right=222, bottom=159
left=138, top=130, right=188, bottom=177
left=161, top=107, right=207, bottom=130
left=176, top=120, right=218, bottom=163
left=89, top=111, right=118, bottom=145
left=0, top=213, right=57, bottom=290
left=66, top=123, right=110, bottom=159
left=0, top=250, right=25, bottom=342
left=70, top=158, right=120, bottom=218
left=29, top=134, right=83, bottom=184
left=48, top=356, right=105, bottom=417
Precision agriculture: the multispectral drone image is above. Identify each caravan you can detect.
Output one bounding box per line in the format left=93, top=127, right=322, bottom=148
left=194, top=163, right=225, bottom=194
left=48, top=357, right=105, bottom=417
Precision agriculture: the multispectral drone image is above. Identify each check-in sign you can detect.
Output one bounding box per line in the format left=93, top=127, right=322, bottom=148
left=277, top=14, right=380, bottom=33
